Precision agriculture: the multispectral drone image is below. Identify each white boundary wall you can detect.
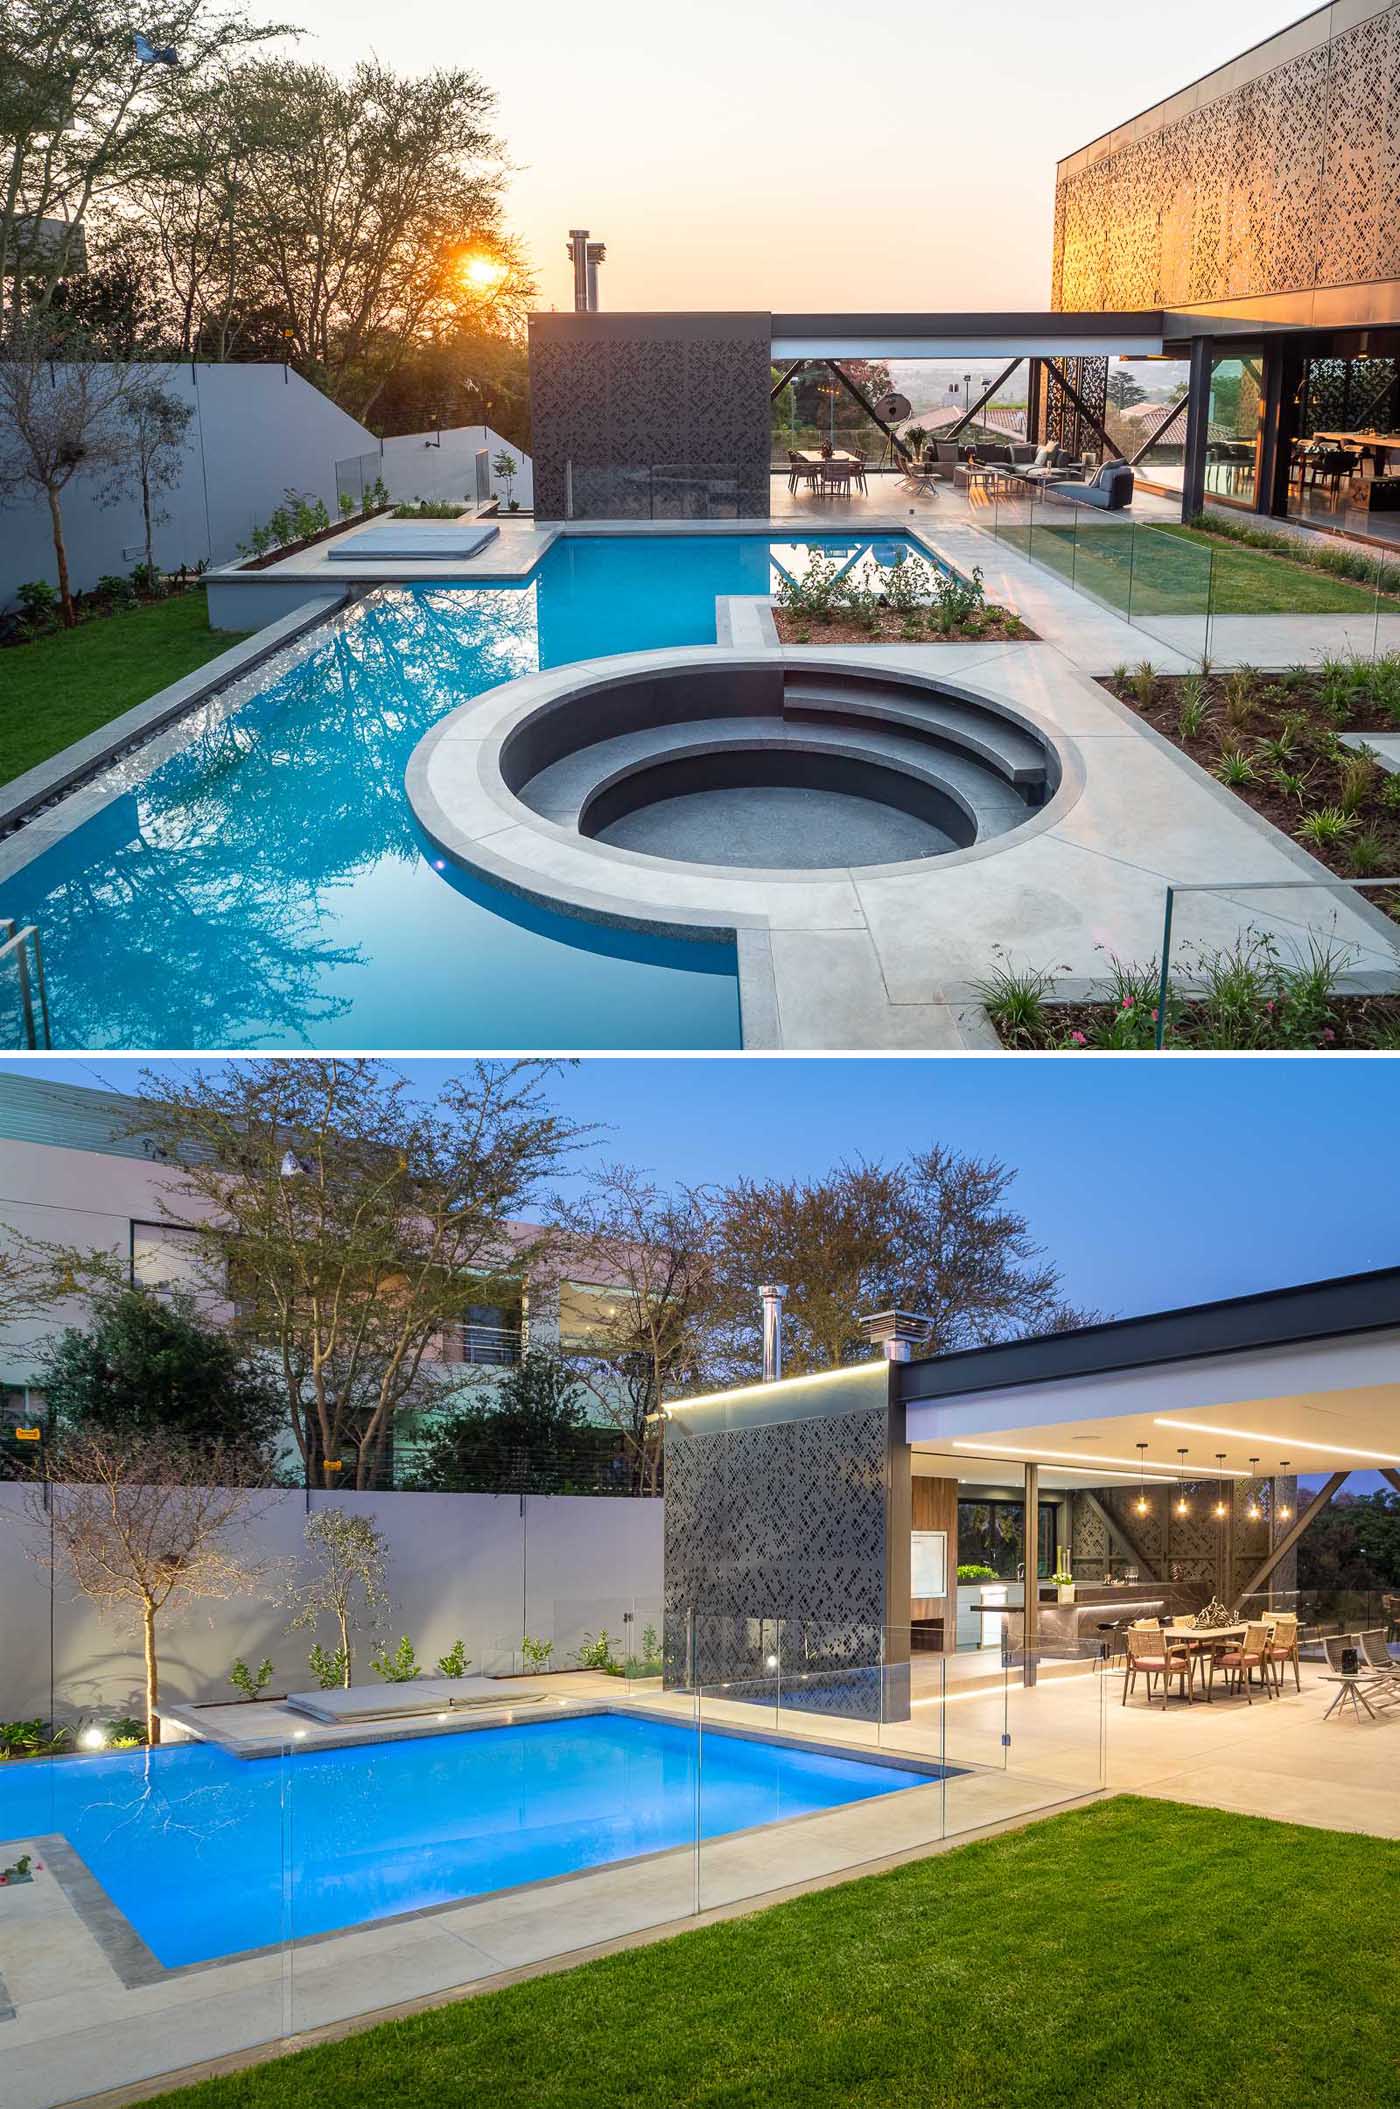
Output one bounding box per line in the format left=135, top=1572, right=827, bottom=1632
left=379, top=423, right=533, bottom=511
left=0, top=367, right=533, bottom=610
left=0, top=363, right=379, bottom=610
left=0, top=1484, right=663, bottom=1722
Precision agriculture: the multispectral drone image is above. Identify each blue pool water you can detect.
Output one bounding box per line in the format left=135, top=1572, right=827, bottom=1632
left=0, top=1713, right=929, bottom=1965
left=0, top=534, right=922, bottom=1050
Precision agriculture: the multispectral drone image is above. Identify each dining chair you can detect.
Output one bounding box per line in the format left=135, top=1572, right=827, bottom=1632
left=1122, top=1624, right=1194, bottom=1709
left=821, top=462, right=853, bottom=498
left=851, top=451, right=868, bottom=494
left=1263, top=1613, right=1301, bottom=1695
left=1214, top=1621, right=1271, bottom=1701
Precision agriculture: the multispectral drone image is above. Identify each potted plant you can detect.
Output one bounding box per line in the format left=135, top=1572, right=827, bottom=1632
left=1052, top=1553, right=1075, bottom=1604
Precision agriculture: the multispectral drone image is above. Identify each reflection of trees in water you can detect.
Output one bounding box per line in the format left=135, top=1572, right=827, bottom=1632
left=11, top=585, right=540, bottom=1048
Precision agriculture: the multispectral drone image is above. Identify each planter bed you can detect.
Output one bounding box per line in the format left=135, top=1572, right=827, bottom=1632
left=989, top=992, right=1400, bottom=1051
left=1103, top=658, right=1400, bottom=899
left=773, top=607, right=1035, bottom=646
left=235, top=503, right=391, bottom=570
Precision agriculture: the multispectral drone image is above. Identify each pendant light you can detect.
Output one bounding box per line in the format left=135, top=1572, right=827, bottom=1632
left=1175, top=1449, right=1190, bottom=1518
left=1277, top=1462, right=1292, bottom=1523
left=1134, top=1442, right=1151, bottom=1517
left=1213, top=1453, right=1228, bottom=1520
left=1246, top=1459, right=1261, bottom=1522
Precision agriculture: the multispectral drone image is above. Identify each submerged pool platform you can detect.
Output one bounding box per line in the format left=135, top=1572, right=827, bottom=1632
left=0, top=533, right=944, bottom=1051
left=0, top=1710, right=943, bottom=1969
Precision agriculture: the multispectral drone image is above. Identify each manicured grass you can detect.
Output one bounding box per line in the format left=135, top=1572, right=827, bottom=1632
left=999, top=516, right=1394, bottom=617
left=0, top=594, right=248, bottom=787
left=132, top=1798, right=1400, bottom=2109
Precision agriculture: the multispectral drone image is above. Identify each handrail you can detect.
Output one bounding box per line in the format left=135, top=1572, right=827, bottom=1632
left=0, top=918, right=51, bottom=1049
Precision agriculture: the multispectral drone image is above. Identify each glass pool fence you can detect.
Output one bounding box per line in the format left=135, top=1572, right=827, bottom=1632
left=0, top=1535, right=1107, bottom=2107
left=986, top=477, right=1399, bottom=665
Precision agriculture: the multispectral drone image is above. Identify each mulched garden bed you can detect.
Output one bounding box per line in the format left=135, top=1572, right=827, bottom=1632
left=996, top=993, right=1400, bottom=1051
left=1102, top=658, right=1400, bottom=894
left=772, top=606, right=1037, bottom=646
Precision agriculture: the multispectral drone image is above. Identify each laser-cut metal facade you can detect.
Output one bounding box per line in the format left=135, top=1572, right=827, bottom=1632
left=1052, top=0, right=1400, bottom=313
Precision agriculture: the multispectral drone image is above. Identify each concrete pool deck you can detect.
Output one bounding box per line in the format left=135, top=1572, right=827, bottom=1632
left=3, top=1654, right=1395, bottom=2109
left=5, top=507, right=1400, bottom=1053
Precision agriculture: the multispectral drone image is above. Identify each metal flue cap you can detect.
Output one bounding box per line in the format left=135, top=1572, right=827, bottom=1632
left=857, top=1309, right=933, bottom=1360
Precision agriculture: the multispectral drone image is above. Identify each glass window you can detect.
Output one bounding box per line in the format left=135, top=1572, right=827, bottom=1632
left=557, top=1279, right=629, bottom=1346
left=958, top=1499, right=1058, bottom=1580
left=130, top=1220, right=208, bottom=1295
left=1204, top=353, right=1261, bottom=508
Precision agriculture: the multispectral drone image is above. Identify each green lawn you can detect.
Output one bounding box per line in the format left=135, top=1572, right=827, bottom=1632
left=997, top=516, right=1392, bottom=618
left=133, top=1798, right=1400, bottom=2109
left=0, top=594, right=248, bottom=787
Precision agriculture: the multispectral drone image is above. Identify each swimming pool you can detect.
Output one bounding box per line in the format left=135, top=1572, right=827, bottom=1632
left=0, top=533, right=926, bottom=1051
left=0, top=1713, right=933, bottom=1966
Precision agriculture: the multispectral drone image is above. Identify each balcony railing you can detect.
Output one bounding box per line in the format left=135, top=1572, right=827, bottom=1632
left=435, top=1322, right=522, bottom=1368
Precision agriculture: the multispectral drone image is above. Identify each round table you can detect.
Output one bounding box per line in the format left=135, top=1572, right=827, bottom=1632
left=1321, top=1672, right=1380, bottom=1720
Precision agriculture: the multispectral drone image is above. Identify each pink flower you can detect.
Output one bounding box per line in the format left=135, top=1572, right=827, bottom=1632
left=1071, top=1031, right=1087, bottom=1046
left=1323, top=1028, right=1336, bottom=1041
left=1121, top=996, right=1133, bottom=1010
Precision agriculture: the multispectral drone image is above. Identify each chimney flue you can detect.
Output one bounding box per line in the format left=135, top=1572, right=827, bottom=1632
left=858, top=1309, right=933, bottom=1362
left=759, top=1283, right=787, bottom=1383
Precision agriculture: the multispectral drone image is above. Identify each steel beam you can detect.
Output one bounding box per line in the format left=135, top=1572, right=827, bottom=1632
left=1237, top=1471, right=1349, bottom=1599
left=1181, top=335, right=1213, bottom=520
left=823, top=360, right=911, bottom=462
left=770, top=359, right=803, bottom=401
left=1128, top=391, right=1188, bottom=468
left=1023, top=1460, right=1039, bottom=1687
left=947, top=358, right=1023, bottom=441
left=1043, top=358, right=1122, bottom=461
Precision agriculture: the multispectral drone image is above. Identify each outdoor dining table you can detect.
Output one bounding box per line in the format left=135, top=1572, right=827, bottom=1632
left=1158, top=1622, right=1250, bottom=1701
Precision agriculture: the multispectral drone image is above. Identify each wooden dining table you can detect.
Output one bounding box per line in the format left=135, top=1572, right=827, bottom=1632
left=1158, top=1621, right=1250, bottom=1701
left=1310, top=431, right=1400, bottom=470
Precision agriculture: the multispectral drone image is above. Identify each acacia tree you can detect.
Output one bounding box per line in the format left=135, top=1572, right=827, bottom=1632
left=138, top=1059, right=579, bottom=1489
left=0, top=0, right=283, bottom=320
left=29, top=1428, right=267, bottom=1743
left=287, top=1507, right=388, bottom=1686
left=713, top=1148, right=1098, bottom=1378
left=552, top=1166, right=719, bottom=1494
left=227, top=59, right=530, bottom=420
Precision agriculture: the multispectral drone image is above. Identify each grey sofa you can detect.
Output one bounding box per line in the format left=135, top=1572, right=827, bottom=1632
left=1053, top=460, right=1135, bottom=511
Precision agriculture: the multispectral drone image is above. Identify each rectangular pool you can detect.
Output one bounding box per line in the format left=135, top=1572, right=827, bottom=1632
left=0, top=1712, right=937, bottom=1967
left=0, top=533, right=925, bottom=1051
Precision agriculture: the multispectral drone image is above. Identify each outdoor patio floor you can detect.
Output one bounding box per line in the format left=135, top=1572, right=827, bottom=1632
left=2, top=1655, right=1394, bottom=2109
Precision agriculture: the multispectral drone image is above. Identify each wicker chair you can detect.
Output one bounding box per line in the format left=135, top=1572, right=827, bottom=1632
left=787, top=450, right=820, bottom=495
left=1358, top=1630, right=1400, bottom=1704
left=1383, top=1595, right=1400, bottom=1641
left=1263, top=1613, right=1301, bottom=1695
left=1122, top=1624, right=1194, bottom=1709
left=1213, top=1621, right=1271, bottom=1701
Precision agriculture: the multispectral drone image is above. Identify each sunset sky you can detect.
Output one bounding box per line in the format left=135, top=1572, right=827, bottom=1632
left=266, top=0, right=1303, bottom=312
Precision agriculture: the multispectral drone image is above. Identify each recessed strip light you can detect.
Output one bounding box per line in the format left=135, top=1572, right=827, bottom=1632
left=1154, top=1416, right=1400, bottom=1467
left=949, top=1440, right=1237, bottom=1476
left=663, top=1359, right=884, bottom=1414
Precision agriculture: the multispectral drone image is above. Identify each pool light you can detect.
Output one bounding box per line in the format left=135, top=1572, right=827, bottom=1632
left=79, top=1725, right=108, bottom=1752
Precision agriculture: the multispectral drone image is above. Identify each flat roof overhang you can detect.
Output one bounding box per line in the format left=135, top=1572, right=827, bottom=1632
left=772, top=310, right=1167, bottom=359
left=898, top=1266, right=1400, bottom=1484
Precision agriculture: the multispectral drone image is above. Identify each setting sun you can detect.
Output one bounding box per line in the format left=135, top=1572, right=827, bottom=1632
left=459, top=251, right=506, bottom=291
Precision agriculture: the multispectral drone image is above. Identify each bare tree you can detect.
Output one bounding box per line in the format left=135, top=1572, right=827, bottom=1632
left=286, top=1507, right=388, bottom=1686
left=0, top=325, right=132, bottom=620
left=114, top=377, right=193, bottom=570
left=28, top=1428, right=267, bottom=1743
left=139, top=1058, right=580, bottom=1489
left=552, top=1165, right=719, bottom=1493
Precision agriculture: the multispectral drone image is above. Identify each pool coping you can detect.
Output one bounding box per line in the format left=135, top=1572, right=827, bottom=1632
left=1, top=1703, right=955, bottom=1993
left=405, top=645, right=1086, bottom=1052
left=0, top=592, right=349, bottom=842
